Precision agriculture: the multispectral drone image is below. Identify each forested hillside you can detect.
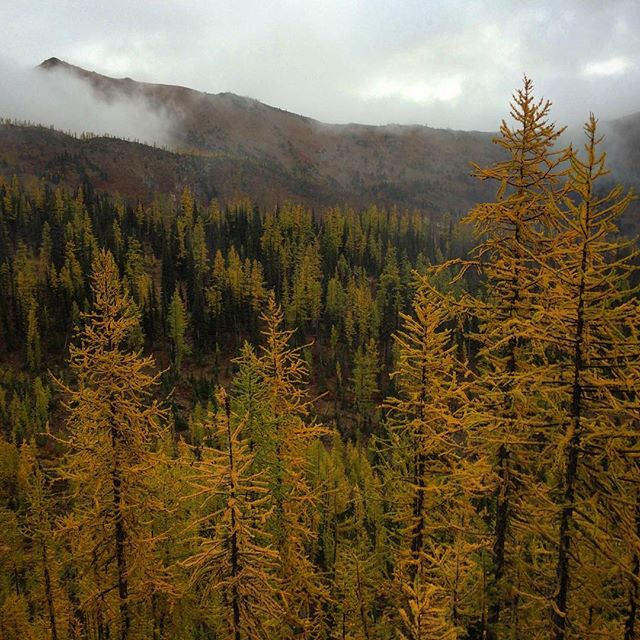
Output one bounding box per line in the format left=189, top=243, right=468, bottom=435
left=1, top=57, right=506, bottom=212
left=0, top=80, right=639, bottom=640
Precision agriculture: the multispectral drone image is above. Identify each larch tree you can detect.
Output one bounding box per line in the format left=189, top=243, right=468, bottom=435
left=383, top=275, right=486, bottom=636
left=288, top=241, right=323, bottom=332
left=54, top=249, right=169, bottom=640
left=455, top=77, right=570, bottom=637
left=168, top=287, right=190, bottom=374
left=351, top=338, right=379, bottom=431
left=534, top=115, right=639, bottom=639
left=0, top=438, right=32, bottom=638
left=397, top=575, right=458, bottom=640
left=621, top=313, right=640, bottom=640
left=183, top=387, right=280, bottom=640
left=326, top=439, right=391, bottom=640
left=246, top=293, right=331, bottom=638
left=18, top=441, right=63, bottom=640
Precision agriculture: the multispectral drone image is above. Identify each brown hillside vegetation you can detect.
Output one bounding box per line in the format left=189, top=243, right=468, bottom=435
left=2, top=59, right=638, bottom=222
left=0, top=58, right=507, bottom=212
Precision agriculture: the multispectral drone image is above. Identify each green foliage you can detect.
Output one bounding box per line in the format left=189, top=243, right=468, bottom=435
left=183, top=388, right=280, bottom=640
left=351, top=338, right=379, bottom=429
left=168, top=287, right=190, bottom=373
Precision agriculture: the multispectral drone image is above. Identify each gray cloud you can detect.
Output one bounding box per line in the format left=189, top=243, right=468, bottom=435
left=0, top=58, right=172, bottom=145
left=1, top=0, right=639, bottom=131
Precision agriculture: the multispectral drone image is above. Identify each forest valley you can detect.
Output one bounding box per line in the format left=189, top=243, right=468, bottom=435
left=0, top=78, right=639, bottom=640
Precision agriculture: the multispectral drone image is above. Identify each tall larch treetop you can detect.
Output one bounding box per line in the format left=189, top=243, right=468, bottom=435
left=454, top=76, right=570, bottom=638
left=536, top=115, right=639, bottom=639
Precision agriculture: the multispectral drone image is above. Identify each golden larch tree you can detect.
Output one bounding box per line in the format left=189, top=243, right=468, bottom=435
left=245, top=293, right=331, bottom=638
left=183, top=387, right=280, bottom=640
left=383, top=276, right=487, bottom=636
left=534, top=115, right=639, bottom=639
left=54, top=249, right=168, bottom=640
left=454, top=77, right=569, bottom=637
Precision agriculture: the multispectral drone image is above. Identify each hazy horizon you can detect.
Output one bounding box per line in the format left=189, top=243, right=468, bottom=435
left=1, top=0, right=639, bottom=133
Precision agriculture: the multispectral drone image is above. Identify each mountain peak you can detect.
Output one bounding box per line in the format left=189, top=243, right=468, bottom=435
left=24, top=57, right=502, bottom=211
left=39, top=57, right=67, bottom=69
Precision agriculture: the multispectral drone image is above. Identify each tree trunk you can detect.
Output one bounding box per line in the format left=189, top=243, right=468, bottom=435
left=225, top=395, right=242, bottom=640
left=624, top=493, right=640, bottom=640
left=41, top=541, right=59, bottom=640
left=410, top=448, right=426, bottom=581
left=111, top=430, right=130, bottom=640
left=487, top=444, right=509, bottom=637
left=355, top=558, right=371, bottom=640
left=553, top=229, right=588, bottom=640
left=552, top=429, right=579, bottom=639
left=409, top=363, right=428, bottom=581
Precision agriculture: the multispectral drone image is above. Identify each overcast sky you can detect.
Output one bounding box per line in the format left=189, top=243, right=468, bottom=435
left=1, top=0, right=639, bottom=131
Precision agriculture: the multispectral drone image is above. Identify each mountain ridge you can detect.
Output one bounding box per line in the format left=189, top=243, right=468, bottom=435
left=0, top=58, right=636, bottom=217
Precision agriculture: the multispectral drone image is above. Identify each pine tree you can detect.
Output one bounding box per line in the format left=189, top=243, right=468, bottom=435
left=25, top=302, right=41, bottom=372
left=206, top=249, right=226, bottom=319
left=376, top=247, right=402, bottom=352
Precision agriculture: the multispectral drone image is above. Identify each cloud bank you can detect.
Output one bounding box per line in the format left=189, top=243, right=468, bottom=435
left=0, top=58, right=172, bottom=146
left=1, top=1, right=639, bottom=131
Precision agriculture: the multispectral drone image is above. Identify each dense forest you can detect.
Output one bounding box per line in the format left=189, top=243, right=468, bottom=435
left=0, top=79, right=639, bottom=640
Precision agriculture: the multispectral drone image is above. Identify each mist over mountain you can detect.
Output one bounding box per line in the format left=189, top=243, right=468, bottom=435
left=0, top=56, right=173, bottom=146
left=0, top=58, right=502, bottom=212
left=0, top=57, right=639, bottom=216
